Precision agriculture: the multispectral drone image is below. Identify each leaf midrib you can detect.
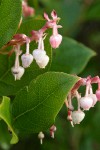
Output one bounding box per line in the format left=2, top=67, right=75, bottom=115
left=13, top=80, right=72, bottom=122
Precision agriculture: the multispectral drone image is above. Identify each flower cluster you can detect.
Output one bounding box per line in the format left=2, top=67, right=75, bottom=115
left=66, top=76, right=100, bottom=127
left=37, top=76, right=100, bottom=144
left=4, top=10, right=62, bottom=80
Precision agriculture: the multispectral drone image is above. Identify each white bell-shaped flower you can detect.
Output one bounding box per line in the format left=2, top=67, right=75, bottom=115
left=36, top=55, right=49, bottom=68
left=11, top=45, right=25, bottom=80
left=80, top=96, right=93, bottom=110
left=33, top=49, right=46, bottom=62
left=21, top=41, right=33, bottom=68
left=11, top=66, right=25, bottom=80
left=72, top=110, right=85, bottom=124
left=32, top=37, right=49, bottom=68
left=88, top=94, right=97, bottom=107
left=21, top=54, right=33, bottom=68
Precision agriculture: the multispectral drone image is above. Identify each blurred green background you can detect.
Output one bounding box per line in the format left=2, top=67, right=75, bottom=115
left=1, top=0, right=100, bottom=149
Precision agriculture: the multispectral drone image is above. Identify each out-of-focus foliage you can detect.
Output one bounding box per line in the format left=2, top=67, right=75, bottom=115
left=50, top=37, right=96, bottom=74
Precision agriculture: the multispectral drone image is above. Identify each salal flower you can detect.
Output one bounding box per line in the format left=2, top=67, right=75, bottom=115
left=67, top=110, right=74, bottom=127
left=88, top=94, right=97, bottom=107
left=50, top=25, right=62, bottom=49
left=33, top=37, right=49, bottom=68
left=80, top=96, right=93, bottom=110
left=21, top=39, right=33, bottom=68
left=11, top=66, right=24, bottom=80
left=49, top=10, right=62, bottom=48
left=72, top=110, right=85, bottom=124
left=11, top=45, right=25, bottom=80
left=80, top=83, right=93, bottom=110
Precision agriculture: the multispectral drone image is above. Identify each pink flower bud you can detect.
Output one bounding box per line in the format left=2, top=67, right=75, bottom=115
left=67, top=115, right=72, bottom=121
left=96, top=90, right=100, bottom=101
left=72, top=110, right=85, bottom=124
left=50, top=34, right=62, bottom=48
left=50, top=125, right=57, bottom=138
left=67, top=111, right=73, bottom=121
left=21, top=54, right=33, bottom=68
left=80, top=96, right=93, bottom=110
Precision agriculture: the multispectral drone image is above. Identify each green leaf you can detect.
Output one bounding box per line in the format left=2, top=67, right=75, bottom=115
left=0, top=0, right=22, bottom=48
left=51, top=37, right=96, bottom=75
left=0, top=96, right=18, bottom=144
left=0, top=121, right=11, bottom=149
left=0, top=19, right=52, bottom=96
left=12, top=72, right=79, bottom=135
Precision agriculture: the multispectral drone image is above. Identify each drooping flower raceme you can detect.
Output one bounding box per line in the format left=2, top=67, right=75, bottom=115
left=3, top=10, right=62, bottom=81
left=66, top=76, right=100, bottom=127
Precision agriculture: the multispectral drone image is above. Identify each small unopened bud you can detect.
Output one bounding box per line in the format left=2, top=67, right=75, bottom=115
left=67, top=110, right=74, bottom=127
left=11, top=66, right=25, bottom=80
left=50, top=125, right=57, bottom=138
left=67, top=110, right=72, bottom=121
left=67, top=115, right=72, bottom=121
left=96, top=90, right=100, bottom=101
left=21, top=54, right=33, bottom=68
left=38, top=131, right=45, bottom=144
left=80, top=96, right=93, bottom=110
left=50, top=34, right=62, bottom=49
left=72, top=110, right=85, bottom=124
